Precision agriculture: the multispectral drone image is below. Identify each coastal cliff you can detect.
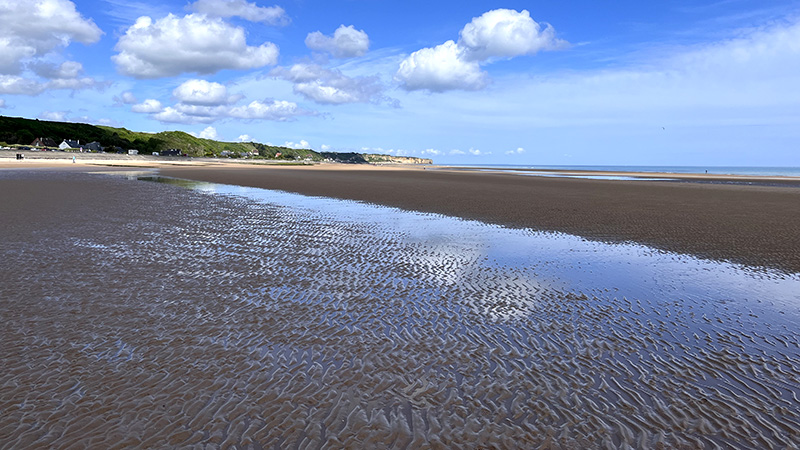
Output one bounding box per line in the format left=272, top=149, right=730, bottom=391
left=363, top=154, right=433, bottom=164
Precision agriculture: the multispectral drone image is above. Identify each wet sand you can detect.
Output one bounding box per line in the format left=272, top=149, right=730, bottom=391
left=159, top=164, right=800, bottom=273
left=1, top=168, right=799, bottom=448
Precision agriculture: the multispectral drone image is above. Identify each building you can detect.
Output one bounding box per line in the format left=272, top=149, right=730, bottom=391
left=31, top=137, right=57, bottom=148
left=84, top=141, right=103, bottom=152
left=59, top=139, right=80, bottom=150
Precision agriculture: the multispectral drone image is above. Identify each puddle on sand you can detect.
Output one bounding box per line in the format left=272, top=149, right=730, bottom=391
left=1, top=170, right=798, bottom=449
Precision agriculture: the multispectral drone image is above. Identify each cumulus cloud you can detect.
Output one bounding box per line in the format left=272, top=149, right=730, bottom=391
left=468, top=148, right=487, bottom=155
left=449, top=149, right=466, bottom=155
left=39, top=111, right=69, bottom=122
left=0, top=1, right=104, bottom=96
left=237, top=134, right=252, bottom=142
left=421, top=149, right=442, bottom=156
left=131, top=99, right=163, bottom=113
left=46, top=76, right=103, bottom=91
left=188, top=0, right=288, bottom=25
left=306, top=25, right=369, bottom=58
left=197, top=126, right=219, bottom=139
left=0, top=0, right=102, bottom=75
left=152, top=107, right=198, bottom=124
left=147, top=98, right=312, bottom=124
left=229, top=100, right=309, bottom=120
left=30, top=61, right=83, bottom=79
left=116, top=91, right=138, bottom=105
left=272, top=63, right=386, bottom=104
left=459, top=9, right=565, bottom=61
left=396, top=9, right=564, bottom=92
left=283, top=139, right=310, bottom=149
left=113, top=14, right=279, bottom=78
left=173, top=79, right=238, bottom=105
left=320, top=144, right=330, bottom=151
left=0, top=75, right=44, bottom=95
left=0, top=72, right=103, bottom=95
left=395, top=40, right=488, bottom=92
left=505, top=147, right=525, bottom=155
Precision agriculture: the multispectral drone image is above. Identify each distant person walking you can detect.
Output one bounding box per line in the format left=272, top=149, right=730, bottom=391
left=73, top=156, right=76, bottom=163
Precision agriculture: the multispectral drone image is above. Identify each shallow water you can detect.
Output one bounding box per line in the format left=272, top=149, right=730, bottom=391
left=1, top=170, right=798, bottom=449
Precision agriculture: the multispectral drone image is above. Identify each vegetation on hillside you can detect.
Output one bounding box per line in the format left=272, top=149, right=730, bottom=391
left=0, top=115, right=432, bottom=163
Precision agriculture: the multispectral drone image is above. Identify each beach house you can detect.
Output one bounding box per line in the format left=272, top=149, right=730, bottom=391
left=84, top=141, right=103, bottom=152
left=59, top=139, right=80, bottom=150
left=31, top=137, right=57, bottom=148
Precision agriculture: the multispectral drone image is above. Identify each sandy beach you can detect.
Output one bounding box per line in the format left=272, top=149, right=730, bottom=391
left=5, top=153, right=800, bottom=271
left=1, top=166, right=799, bottom=448
left=151, top=163, right=800, bottom=274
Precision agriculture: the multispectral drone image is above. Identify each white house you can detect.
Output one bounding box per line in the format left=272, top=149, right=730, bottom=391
left=59, top=139, right=79, bottom=150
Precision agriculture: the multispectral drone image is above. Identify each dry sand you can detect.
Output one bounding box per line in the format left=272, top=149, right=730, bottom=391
left=156, top=164, right=800, bottom=274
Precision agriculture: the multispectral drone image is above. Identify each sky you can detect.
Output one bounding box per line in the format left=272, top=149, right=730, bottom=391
left=1, top=0, right=800, bottom=166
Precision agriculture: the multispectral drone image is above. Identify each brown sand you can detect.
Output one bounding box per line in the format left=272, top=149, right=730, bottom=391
left=2, top=169, right=798, bottom=449
left=158, top=164, right=800, bottom=273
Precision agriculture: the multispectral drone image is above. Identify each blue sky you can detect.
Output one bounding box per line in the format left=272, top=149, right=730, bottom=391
left=2, top=0, right=800, bottom=166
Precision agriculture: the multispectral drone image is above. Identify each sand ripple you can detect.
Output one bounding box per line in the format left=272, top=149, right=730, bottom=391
left=0, top=171, right=798, bottom=449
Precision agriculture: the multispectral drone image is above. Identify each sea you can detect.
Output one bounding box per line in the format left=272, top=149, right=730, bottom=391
left=441, top=164, right=800, bottom=177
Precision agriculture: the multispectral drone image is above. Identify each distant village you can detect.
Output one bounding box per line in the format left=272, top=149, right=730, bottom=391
left=4, top=137, right=185, bottom=157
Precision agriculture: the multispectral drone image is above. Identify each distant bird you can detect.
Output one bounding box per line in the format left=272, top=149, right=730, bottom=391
left=662, top=127, right=665, bottom=130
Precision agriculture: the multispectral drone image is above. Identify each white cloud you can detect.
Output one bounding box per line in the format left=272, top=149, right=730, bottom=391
left=0, top=99, right=6, bottom=108
left=188, top=0, right=287, bottom=25
left=228, top=100, right=310, bottom=121
left=131, top=99, right=163, bottom=113
left=421, top=149, right=442, bottom=156
left=39, top=111, right=68, bottom=121
left=30, top=61, right=84, bottom=79
left=320, top=144, right=330, bottom=151
left=396, top=9, right=565, bottom=92
left=283, top=139, right=310, bottom=149
left=459, top=9, right=565, bottom=61
left=0, top=73, right=102, bottom=95
left=237, top=134, right=252, bottom=142
left=197, top=126, right=218, bottom=139
left=118, top=91, right=138, bottom=104
left=449, top=149, right=466, bottom=155
left=46, top=76, right=103, bottom=91
left=468, top=148, right=486, bottom=155
left=138, top=86, right=313, bottom=124
left=113, top=14, right=279, bottom=78
left=173, top=103, right=229, bottom=118
left=505, top=147, right=525, bottom=155
left=272, top=63, right=387, bottom=104
left=153, top=107, right=206, bottom=124
left=0, top=2, right=104, bottom=97
left=173, top=79, right=237, bottom=105
left=395, top=40, right=488, bottom=92
left=0, top=75, right=43, bottom=95
left=306, top=25, right=369, bottom=58
left=0, top=0, right=102, bottom=75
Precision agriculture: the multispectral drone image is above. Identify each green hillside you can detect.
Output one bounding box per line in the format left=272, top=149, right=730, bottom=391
left=0, top=115, right=321, bottom=159
left=0, top=115, right=433, bottom=164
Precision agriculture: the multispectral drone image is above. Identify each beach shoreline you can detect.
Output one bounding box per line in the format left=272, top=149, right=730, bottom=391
left=157, top=163, right=800, bottom=274
left=3, top=158, right=799, bottom=272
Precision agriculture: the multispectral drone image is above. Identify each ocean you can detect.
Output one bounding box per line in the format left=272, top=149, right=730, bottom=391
left=443, top=164, right=800, bottom=177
